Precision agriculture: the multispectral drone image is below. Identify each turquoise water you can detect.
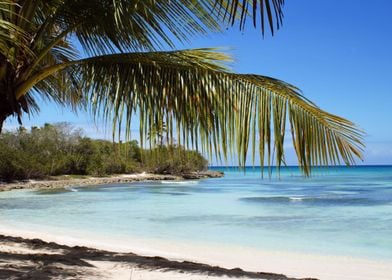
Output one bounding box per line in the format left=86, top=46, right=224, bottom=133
left=0, top=166, right=391, bottom=260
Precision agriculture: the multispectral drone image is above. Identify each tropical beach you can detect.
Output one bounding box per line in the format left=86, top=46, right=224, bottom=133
left=1, top=0, right=392, bottom=280
left=1, top=167, right=392, bottom=279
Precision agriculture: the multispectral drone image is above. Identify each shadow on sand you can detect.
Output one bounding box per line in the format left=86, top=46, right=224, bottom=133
left=0, top=235, right=317, bottom=280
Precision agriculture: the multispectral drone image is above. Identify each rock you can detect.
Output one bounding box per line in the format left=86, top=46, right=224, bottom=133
left=0, top=171, right=224, bottom=192
left=180, top=170, right=224, bottom=179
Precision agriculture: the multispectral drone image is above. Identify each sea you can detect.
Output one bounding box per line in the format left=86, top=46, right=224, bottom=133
left=0, top=166, right=391, bottom=260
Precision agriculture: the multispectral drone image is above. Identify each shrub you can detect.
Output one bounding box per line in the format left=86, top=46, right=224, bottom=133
left=141, top=145, right=208, bottom=174
left=0, top=124, right=208, bottom=181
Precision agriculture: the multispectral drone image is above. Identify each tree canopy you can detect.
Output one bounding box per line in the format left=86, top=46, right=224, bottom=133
left=0, top=1, right=363, bottom=175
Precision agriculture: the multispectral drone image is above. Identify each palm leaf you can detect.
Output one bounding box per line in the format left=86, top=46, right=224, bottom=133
left=0, top=2, right=33, bottom=64
left=10, top=0, right=284, bottom=82
left=230, top=74, right=363, bottom=174
left=3, top=2, right=363, bottom=175
left=19, top=48, right=362, bottom=175
left=32, top=0, right=284, bottom=59
left=211, top=0, right=285, bottom=35
left=49, top=0, right=222, bottom=55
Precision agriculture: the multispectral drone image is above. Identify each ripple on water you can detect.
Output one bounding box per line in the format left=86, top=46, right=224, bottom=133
left=239, top=195, right=390, bottom=206
left=0, top=198, right=53, bottom=210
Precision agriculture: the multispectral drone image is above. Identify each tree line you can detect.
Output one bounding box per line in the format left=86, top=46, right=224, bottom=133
left=0, top=123, right=207, bottom=181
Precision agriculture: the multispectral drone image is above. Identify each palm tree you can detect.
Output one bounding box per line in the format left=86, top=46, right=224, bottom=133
left=147, top=120, right=167, bottom=147
left=0, top=0, right=363, bottom=175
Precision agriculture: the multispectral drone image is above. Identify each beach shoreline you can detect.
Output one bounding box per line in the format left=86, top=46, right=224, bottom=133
left=1, top=168, right=391, bottom=280
left=0, top=224, right=391, bottom=280
left=0, top=170, right=224, bottom=192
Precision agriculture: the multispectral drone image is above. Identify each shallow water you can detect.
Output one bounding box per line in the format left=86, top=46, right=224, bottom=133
left=1, top=166, right=391, bottom=260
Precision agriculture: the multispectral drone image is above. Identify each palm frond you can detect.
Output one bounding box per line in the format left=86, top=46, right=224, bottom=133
left=5, top=0, right=284, bottom=78
left=48, top=48, right=363, bottom=175
left=229, top=74, right=363, bottom=174
left=0, top=2, right=33, bottom=64
left=49, top=0, right=221, bottom=55
left=2, top=1, right=361, bottom=174
left=211, top=0, right=285, bottom=35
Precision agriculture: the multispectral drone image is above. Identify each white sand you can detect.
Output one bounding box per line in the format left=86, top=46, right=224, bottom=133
left=90, top=261, right=250, bottom=280
left=1, top=225, right=391, bottom=280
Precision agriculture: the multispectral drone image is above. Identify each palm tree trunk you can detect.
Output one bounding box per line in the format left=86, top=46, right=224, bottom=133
left=0, top=94, right=16, bottom=134
left=1, top=54, right=21, bottom=134
left=0, top=114, right=6, bottom=134
left=0, top=88, right=21, bottom=135
left=0, top=97, right=14, bottom=134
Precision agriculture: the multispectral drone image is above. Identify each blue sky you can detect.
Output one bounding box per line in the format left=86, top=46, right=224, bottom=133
left=4, top=0, right=392, bottom=165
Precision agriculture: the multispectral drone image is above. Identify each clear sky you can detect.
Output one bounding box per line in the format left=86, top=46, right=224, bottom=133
left=4, top=0, right=392, bottom=165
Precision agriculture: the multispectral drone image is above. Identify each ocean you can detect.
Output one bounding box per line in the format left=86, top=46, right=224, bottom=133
left=0, top=166, right=391, bottom=260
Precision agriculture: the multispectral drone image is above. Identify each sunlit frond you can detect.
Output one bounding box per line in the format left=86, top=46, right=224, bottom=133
left=0, top=1, right=364, bottom=174
left=229, top=74, right=364, bottom=175
left=0, top=2, right=32, bottom=63
left=49, top=0, right=222, bottom=55
left=50, top=48, right=363, bottom=175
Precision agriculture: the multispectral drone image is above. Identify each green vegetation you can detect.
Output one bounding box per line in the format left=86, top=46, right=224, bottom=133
left=143, top=147, right=207, bottom=175
left=0, top=1, right=363, bottom=176
left=0, top=123, right=207, bottom=182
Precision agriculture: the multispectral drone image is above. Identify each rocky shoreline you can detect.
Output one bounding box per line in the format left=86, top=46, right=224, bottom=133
left=0, top=170, right=224, bottom=192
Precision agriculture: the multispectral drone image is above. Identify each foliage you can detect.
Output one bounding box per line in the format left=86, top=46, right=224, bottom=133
left=142, top=146, right=208, bottom=174
left=0, top=1, right=364, bottom=175
left=0, top=123, right=207, bottom=181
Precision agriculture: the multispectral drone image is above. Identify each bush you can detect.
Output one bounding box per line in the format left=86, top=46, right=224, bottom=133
left=141, top=145, right=208, bottom=174
left=0, top=124, right=208, bottom=181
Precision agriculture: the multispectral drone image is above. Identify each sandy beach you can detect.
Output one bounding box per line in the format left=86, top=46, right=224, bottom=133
left=0, top=225, right=391, bottom=280
left=0, top=231, right=311, bottom=280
